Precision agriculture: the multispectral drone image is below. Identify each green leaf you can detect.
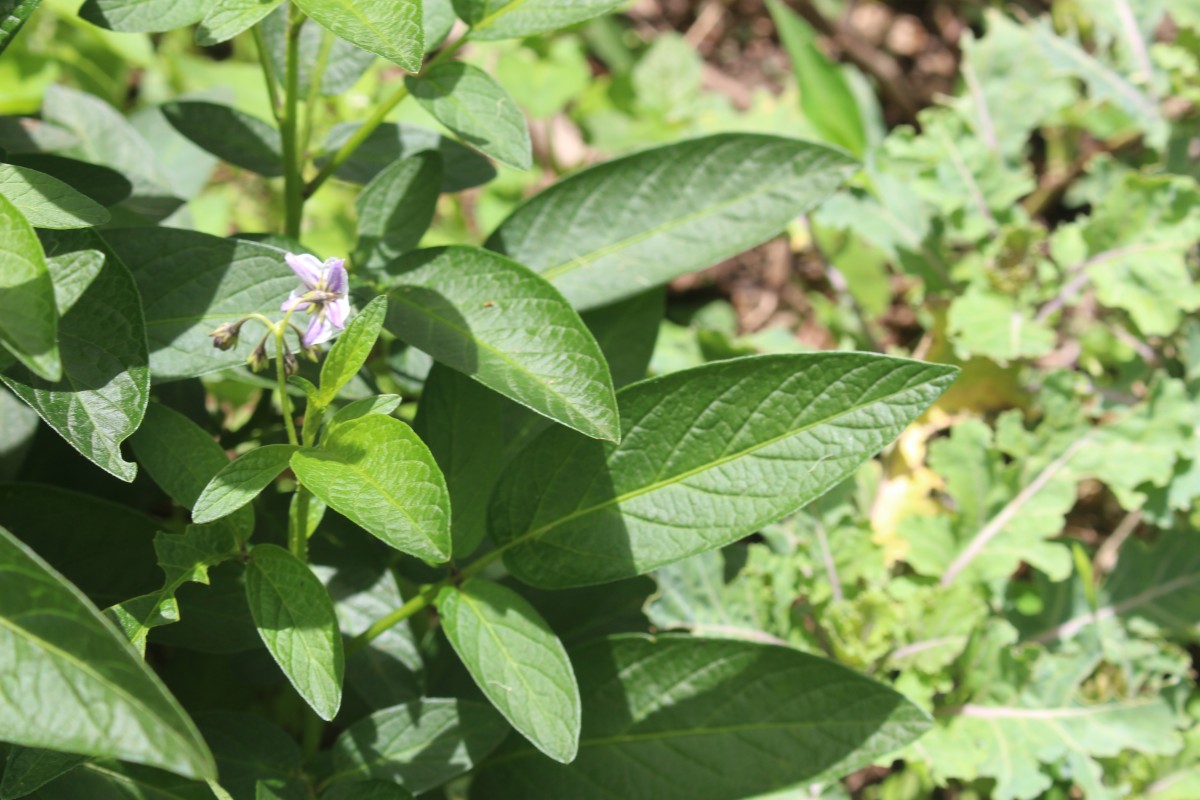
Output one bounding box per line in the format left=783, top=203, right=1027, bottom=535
left=327, top=699, right=510, bottom=793
left=99, top=229, right=296, bottom=381
left=319, top=121, right=495, bottom=192
left=766, top=0, right=866, bottom=156
left=293, top=0, right=421, bottom=72
left=322, top=782, right=413, bottom=800
left=487, top=134, right=857, bottom=310
left=2, top=230, right=148, bottom=482
left=78, top=0, right=207, bottom=31
left=129, top=402, right=254, bottom=537
left=353, top=153, right=441, bottom=271
left=406, top=63, right=531, bottom=170
left=0, top=193, right=58, bottom=381
left=3, top=154, right=133, bottom=208
left=0, top=524, right=216, bottom=780
left=491, top=353, right=956, bottom=588
left=380, top=246, right=619, bottom=441
left=471, top=634, right=931, bottom=798
left=0, top=116, right=78, bottom=154
left=318, top=295, right=386, bottom=407
left=438, top=579, right=581, bottom=763
left=196, top=711, right=304, bottom=800
left=325, top=393, right=402, bottom=433
left=0, top=164, right=110, bottom=229
left=20, top=761, right=213, bottom=799
left=196, top=0, right=285, bottom=45
left=0, top=0, right=40, bottom=58
left=106, top=521, right=243, bottom=655
left=44, top=248, right=104, bottom=316
left=193, top=445, right=299, bottom=524
left=455, top=0, right=623, bottom=41
left=261, top=11, right=378, bottom=98
left=244, top=544, right=344, bottom=721
left=0, top=483, right=160, bottom=608
left=291, top=415, right=451, bottom=562
left=0, top=748, right=89, bottom=800
left=162, top=102, right=283, bottom=178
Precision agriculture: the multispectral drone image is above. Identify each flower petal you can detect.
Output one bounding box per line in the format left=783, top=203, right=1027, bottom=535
left=327, top=296, right=350, bottom=329
left=285, top=252, right=323, bottom=288
left=323, top=258, right=348, bottom=294
left=281, top=289, right=311, bottom=312
left=302, top=313, right=334, bottom=347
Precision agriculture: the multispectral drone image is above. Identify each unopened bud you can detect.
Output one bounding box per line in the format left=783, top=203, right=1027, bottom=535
left=246, top=340, right=270, bottom=373
left=209, top=321, right=243, bottom=351
left=283, top=351, right=299, bottom=376
left=301, top=344, right=321, bottom=363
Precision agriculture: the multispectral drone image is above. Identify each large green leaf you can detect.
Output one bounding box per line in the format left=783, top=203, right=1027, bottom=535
left=193, top=445, right=299, bottom=524
left=2, top=154, right=133, bottom=208
left=326, top=699, right=510, bottom=793
left=260, top=11, right=378, bottom=98
left=353, top=153, right=441, bottom=272
left=438, top=579, right=580, bottom=763
left=293, top=0, right=421, bottom=72
left=196, top=712, right=305, bottom=800
left=98, top=229, right=295, bottom=381
left=487, top=134, right=856, bottom=310
left=453, top=0, right=623, bottom=41
left=20, top=761, right=213, bottom=799
left=129, top=402, right=254, bottom=536
left=195, top=0, right=285, bottom=45
left=290, top=415, right=451, bottom=562
left=319, top=122, right=495, bottom=192
left=318, top=295, right=386, bottom=406
left=471, top=634, right=931, bottom=799
left=162, top=102, right=283, bottom=178
left=380, top=246, right=619, bottom=441
left=490, top=353, right=956, bottom=588
left=0, top=193, right=58, bottom=380
left=78, top=0, right=208, bottom=31
left=0, top=748, right=89, bottom=800
left=0, top=164, right=110, bottom=229
left=406, top=63, right=531, bottom=170
left=0, top=524, right=215, bottom=780
left=2, top=230, right=148, bottom=482
left=245, top=544, right=344, bottom=721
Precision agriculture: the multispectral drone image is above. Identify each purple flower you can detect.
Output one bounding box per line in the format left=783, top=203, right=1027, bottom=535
left=281, top=253, right=350, bottom=347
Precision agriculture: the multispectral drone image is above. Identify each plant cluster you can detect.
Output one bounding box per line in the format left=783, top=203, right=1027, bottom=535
left=0, top=0, right=1197, bottom=798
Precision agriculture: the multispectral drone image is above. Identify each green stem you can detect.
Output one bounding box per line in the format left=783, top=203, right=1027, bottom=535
left=280, top=3, right=305, bottom=239
left=252, top=25, right=282, bottom=124
left=302, top=33, right=469, bottom=199
left=300, top=30, right=335, bottom=156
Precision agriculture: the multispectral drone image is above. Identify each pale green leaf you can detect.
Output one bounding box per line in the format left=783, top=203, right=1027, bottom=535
left=353, top=153, right=441, bottom=271
left=438, top=579, right=581, bottom=763
left=290, top=415, right=451, bottom=562
left=318, top=295, right=386, bottom=406
left=293, top=0, right=422, bottom=72
left=77, top=0, right=208, bottom=33
left=487, top=134, right=856, bottom=310
left=491, top=353, right=956, bottom=588
left=245, top=544, right=344, bottom=720
left=318, top=121, right=495, bottom=192
left=471, top=634, right=931, bottom=799
left=325, top=394, right=402, bottom=434
left=0, top=524, right=216, bottom=780
left=0, top=164, right=110, bottom=229
left=380, top=246, right=619, bottom=441
left=0, top=192, right=58, bottom=381
left=406, top=63, right=531, bottom=169
left=455, top=0, right=623, bottom=41
left=195, top=0, right=285, bottom=45
left=327, top=699, right=510, bottom=793
left=193, top=445, right=299, bottom=524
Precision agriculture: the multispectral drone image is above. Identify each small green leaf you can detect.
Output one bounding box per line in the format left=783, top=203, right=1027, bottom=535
left=327, top=699, right=510, bottom=793
left=2, top=230, right=148, bottom=482
left=0, top=748, right=89, bottom=800
left=0, top=192, right=58, bottom=381
left=293, top=0, right=422, bottom=72
left=193, top=445, right=300, bottom=524
left=488, top=134, right=856, bottom=310
left=354, top=153, right=442, bottom=271
left=438, top=579, right=581, bottom=763
left=77, top=0, right=208, bottom=32
left=0, top=524, right=216, bottom=780
left=244, top=544, right=344, bottom=721
left=0, top=164, right=110, bottom=229
left=380, top=246, right=619, bottom=441
left=325, top=394, right=402, bottom=433
left=162, top=102, right=283, bottom=177
left=318, top=295, right=386, bottom=407
left=406, top=63, right=531, bottom=170
left=291, top=415, right=451, bottom=562
left=455, top=0, right=623, bottom=41
left=472, top=634, right=931, bottom=799
left=196, top=0, right=286, bottom=45
left=491, top=353, right=956, bottom=588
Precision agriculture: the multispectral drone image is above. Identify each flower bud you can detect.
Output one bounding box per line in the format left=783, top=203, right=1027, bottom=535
left=283, top=351, right=300, bottom=376
left=209, top=321, right=243, bottom=351
left=301, top=344, right=321, bottom=363
left=246, top=341, right=270, bottom=373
